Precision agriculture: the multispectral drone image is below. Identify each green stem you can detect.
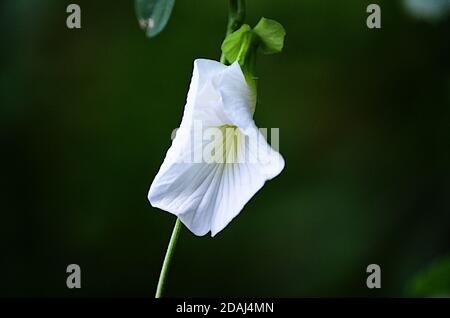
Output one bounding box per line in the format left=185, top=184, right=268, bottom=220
left=155, top=1, right=247, bottom=298
left=155, top=218, right=182, bottom=298
left=220, top=0, right=246, bottom=64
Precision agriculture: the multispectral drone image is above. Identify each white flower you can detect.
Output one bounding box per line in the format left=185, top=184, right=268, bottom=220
left=148, top=59, right=284, bottom=236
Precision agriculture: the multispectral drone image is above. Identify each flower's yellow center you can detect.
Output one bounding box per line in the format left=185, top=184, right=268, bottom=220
left=204, top=125, right=245, bottom=164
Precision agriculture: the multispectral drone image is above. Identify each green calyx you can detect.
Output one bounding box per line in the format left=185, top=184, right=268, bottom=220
left=221, top=17, right=286, bottom=77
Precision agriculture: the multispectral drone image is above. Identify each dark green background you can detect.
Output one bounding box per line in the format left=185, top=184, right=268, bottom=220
left=1, top=0, right=449, bottom=297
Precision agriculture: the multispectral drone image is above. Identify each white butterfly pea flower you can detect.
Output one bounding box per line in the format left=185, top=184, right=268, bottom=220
left=148, top=59, right=284, bottom=236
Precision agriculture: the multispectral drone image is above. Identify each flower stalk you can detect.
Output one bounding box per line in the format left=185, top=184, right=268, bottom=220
left=221, top=0, right=246, bottom=64
left=155, top=218, right=182, bottom=298
left=155, top=1, right=247, bottom=298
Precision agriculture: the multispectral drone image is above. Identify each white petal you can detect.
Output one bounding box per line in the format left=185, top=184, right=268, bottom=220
left=149, top=129, right=284, bottom=236
left=209, top=127, right=284, bottom=236
left=148, top=59, right=284, bottom=236
left=151, top=59, right=228, bottom=177
left=213, top=61, right=257, bottom=134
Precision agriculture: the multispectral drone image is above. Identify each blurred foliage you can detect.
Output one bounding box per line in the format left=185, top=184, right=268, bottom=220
left=407, top=256, right=450, bottom=297
left=403, top=0, right=450, bottom=22
left=135, top=0, right=176, bottom=38
left=1, top=0, right=449, bottom=297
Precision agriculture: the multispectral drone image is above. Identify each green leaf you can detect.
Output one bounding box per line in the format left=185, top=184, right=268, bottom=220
left=221, top=24, right=252, bottom=64
left=253, top=17, right=286, bottom=54
left=135, top=0, right=176, bottom=38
